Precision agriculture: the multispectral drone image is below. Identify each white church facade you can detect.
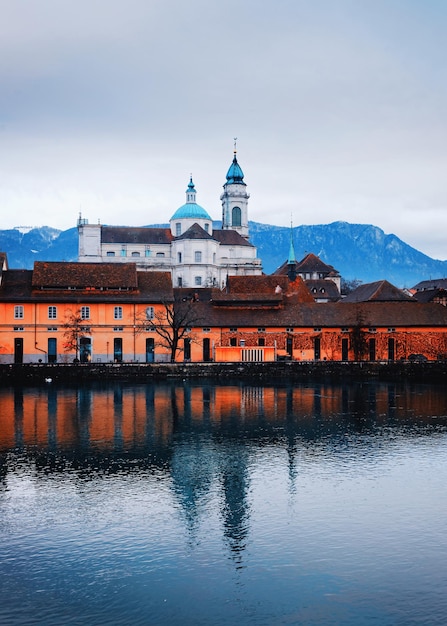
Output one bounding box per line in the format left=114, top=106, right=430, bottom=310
left=77, top=151, right=262, bottom=288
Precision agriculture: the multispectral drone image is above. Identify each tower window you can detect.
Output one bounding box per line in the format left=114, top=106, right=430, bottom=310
left=232, top=206, right=242, bottom=227
left=195, top=276, right=202, bottom=286
left=178, top=252, right=182, bottom=263
left=176, top=223, right=181, bottom=236
left=195, top=251, right=202, bottom=263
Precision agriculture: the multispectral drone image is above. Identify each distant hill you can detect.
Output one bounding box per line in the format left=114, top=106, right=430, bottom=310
left=1, top=221, right=446, bottom=288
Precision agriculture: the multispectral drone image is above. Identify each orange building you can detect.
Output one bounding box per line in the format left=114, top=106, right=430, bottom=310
left=1, top=259, right=447, bottom=364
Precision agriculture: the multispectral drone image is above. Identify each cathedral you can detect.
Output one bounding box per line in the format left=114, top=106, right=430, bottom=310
left=77, top=150, right=262, bottom=288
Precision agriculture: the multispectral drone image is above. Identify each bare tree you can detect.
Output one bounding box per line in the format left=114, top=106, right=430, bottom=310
left=62, top=308, right=91, bottom=362
left=350, top=307, right=368, bottom=361
left=137, top=295, right=204, bottom=362
left=341, top=278, right=363, bottom=296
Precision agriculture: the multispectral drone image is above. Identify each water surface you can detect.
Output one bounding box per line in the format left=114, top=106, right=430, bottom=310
left=1, top=381, right=446, bottom=625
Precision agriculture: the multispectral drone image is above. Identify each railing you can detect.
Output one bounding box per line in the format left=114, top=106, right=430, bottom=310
left=214, top=346, right=276, bottom=362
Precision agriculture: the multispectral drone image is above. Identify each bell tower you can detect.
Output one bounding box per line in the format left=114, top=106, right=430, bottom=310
left=220, top=141, right=250, bottom=239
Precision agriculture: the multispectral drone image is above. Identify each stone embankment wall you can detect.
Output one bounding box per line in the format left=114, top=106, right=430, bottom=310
left=1, top=361, right=447, bottom=385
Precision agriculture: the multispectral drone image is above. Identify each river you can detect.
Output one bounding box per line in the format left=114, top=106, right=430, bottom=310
left=0, top=380, right=446, bottom=625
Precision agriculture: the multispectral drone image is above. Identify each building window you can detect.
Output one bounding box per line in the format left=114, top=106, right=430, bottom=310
left=48, top=306, right=57, bottom=319
left=286, top=327, right=294, bottom=332
left=114, top=306, right=123, bottom=320
left=177, top=276, right=183, bottom=287
left=203, top=327, right=210, bottom=332
left=230, top=337, right=237, bottom=347
left=106, top=251, right=115, bottom=257
left=13, top=326, right=24, bottom=331
left=388, top=328, right=396, bottom=333
left=195, top=251, right=202, bottom=263
left=14, top=305, right=24, bottom=319
left=156, top=252, right=165, bottom=258
left=195, top=276, right=202, bottom=286
left=229, top=327, right=238, bottom=332
left=146, top=307, right=154, bottom=320
left=341, top=327, right=349, bottom=333
left=81, top=306, right=90, bottom=320
left=314, top=327, right=321, bottom=332
left=257, top=327, right=265, bottom=332
left=47, top=327, right=58, bottom=331
left=258, top=337, right=265, bottom=347
left=232, top=206, right=242, bottom=227
left=145, top=248, right=151, bottom=257
left=204, top=223, right=209, bottom=233
left=120, top=248, right=126, bottom=257
left=176, top=223, right=181, bottom=236
left=131, top=251, right=140, bottom=257
left=113, top=327, right=123, bottom=332
left=178, top=252, right=182, bottom=263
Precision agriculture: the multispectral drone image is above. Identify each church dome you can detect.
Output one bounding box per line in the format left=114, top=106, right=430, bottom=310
left=170, top=202, right=211, bottom=220
left=225, top=153, right=245, bottom=184
left=170, top=177, right=212, bottom=221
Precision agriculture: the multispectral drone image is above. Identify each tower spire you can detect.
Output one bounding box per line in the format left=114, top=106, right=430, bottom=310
left=287, top=218, right=297, bottom=282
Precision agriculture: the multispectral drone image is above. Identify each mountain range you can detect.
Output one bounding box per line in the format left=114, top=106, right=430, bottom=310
left=1, top=221, right=445, bottom=288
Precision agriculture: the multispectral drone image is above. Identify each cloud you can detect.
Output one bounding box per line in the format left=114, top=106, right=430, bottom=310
left=0, top=0, right=446, bottom=260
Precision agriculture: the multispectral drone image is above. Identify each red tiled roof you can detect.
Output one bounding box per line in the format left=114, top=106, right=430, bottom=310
left=175, top=223, right=214, bottom=240
left=212, top=230, right=254, bottom=247
left=273, top=252, right=339, bottom=277
left=342, top=280, right=413, bottom=303
left=101, top=226, right=173, bottom=244
left=32, top=262, right=138, bottom=289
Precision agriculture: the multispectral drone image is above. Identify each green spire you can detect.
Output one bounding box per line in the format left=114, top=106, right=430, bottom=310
left=287, top=221, right=296, bottom=264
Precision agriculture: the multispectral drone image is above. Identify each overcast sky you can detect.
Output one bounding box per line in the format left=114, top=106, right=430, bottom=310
left=1, top=0, right=446, bottom=259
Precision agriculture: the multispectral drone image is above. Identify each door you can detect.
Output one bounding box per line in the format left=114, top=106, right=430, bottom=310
left=388, top=337, right=395, bottom=361
left=14, top=338, right=23, bottom=364
left=184, top=338, right=191, bottom=361
left=113, top=338, right=123, bottom=363
left=341, top=338, right=349, bottom=361
left=369, top=338, right=376, bottom=361
left=203, top=337, right=211, bottom=362
left=80, top=337, right=92, bottom=363
left=146, top=338, right=155, bottom=363
left=314, top=337, right=321, bottom=361
left=48, top=338, right=57, bottom=363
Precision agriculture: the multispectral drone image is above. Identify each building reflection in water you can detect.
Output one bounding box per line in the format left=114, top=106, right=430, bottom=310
left=1, top=380, right=447, bottom=564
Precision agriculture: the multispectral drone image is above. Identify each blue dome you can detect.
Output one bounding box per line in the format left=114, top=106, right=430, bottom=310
left=170, top=176, right=212, bottom=221
left=170, top=202, right=212, bottom=220
left=225, top=154, right=245, bottom=184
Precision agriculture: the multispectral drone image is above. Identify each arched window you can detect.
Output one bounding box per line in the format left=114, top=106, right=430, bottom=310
left=232, top=206, right=242, bottom=227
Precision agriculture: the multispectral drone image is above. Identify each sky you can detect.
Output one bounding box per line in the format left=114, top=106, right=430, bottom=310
left=1, top=0, right=446, bottom=259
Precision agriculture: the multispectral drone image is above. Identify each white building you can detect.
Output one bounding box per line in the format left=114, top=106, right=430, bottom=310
left=78, top=151, right=262, bottom=288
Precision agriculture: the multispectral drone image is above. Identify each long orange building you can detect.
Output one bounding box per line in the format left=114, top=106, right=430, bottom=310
left=1, top=257, right=447, bottom=364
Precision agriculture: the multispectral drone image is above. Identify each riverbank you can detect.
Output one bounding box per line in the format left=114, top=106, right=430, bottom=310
left=1, top=360, right=447, bottom=385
